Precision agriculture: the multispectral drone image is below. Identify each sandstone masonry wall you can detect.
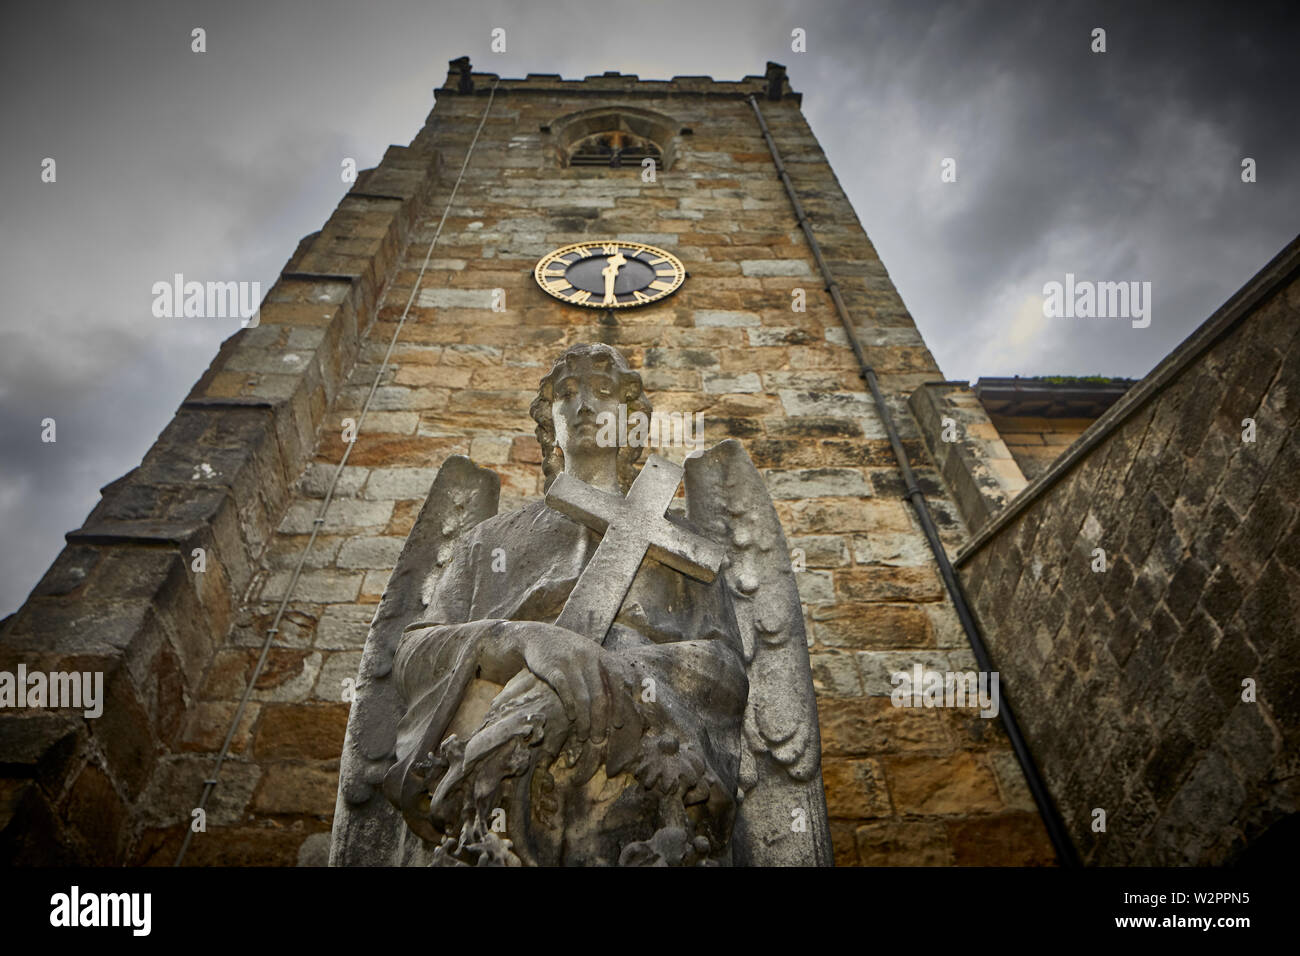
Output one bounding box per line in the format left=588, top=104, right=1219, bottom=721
left=990, top=414, right=1094, bottom=482
left=2, top=65, right=1055, bottom=866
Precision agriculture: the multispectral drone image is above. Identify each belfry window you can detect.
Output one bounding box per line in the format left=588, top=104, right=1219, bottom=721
left=567, top=131, right=663, bottom=168
left=549, top=106, right=678, bottom=171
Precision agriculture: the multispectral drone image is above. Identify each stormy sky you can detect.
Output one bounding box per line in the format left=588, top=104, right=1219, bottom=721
left=2, top=0, right=1297, bottom=616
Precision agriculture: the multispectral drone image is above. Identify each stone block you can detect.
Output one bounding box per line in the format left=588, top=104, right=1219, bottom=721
left=821, top=757, right=892, bottom=818
left=253, top=703, right=350, bottom=759
left=851, top=532, right=931, bottom=566
left=818, top=697, right=949, bottom=755
left=829, top=819, right=859, bottom=866
left=252, top=763, right=339, bottom=815
left=314, top=605, right=376, bottom=650
left=766, top=468, right=871, bottom=499
left=946, top=813, right=1057, bottom=866
left=336, top=536, right=406, bottom=569
left=809, top=650, right=863, bottom=697
left=693, top=309, right=760, bottom=327
left=788, top=534, right=850, bottom=568
left=855, top=821, right=952, bottom=866
left=779, top=391, right=881, bottom=427
left=61, top=763, right=128, bottom=866
left=259, top=569, right=363, bottom=604
left=135, top=754, right=262, bottom=828
left=469, top=436, right=511, bottom=464
left=277, top=499, right=394, bottom=534
left=740, top=259, right=811, bottom=277
left=795, top=570, right=835, bottom=604
left=884, top=753, right=1002, bottom=815
left=415, top=288, right=498, bottom=309
left=178, top=701, right=259, bottom=754
left=298, top=464, right=369, bottom=499
left=312, top=651, right=363, bottom=702
left=835, top=568, right=944, bottom=603
left=812, top=603, right=933, bottom=649
left=203, top=649, right=323, bottom=704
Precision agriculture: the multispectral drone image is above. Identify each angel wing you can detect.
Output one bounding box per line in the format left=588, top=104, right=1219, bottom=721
left=328, top=455, right=499, bottom=866
left=685, top=439, right=833, bottom=866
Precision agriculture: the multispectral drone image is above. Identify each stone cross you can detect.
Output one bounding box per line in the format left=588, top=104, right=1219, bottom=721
left=544, top=453, right=726, bottom=644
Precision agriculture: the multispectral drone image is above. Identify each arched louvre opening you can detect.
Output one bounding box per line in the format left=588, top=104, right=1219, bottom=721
left=548, top=105, right=679, bottom=171
left=568, top=131, right=663, bottom=168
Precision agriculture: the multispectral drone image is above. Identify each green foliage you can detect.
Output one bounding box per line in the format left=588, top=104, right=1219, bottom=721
left=1034, top=375, right=1123, bottom=384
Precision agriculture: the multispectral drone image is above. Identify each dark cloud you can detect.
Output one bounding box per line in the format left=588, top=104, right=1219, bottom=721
left=2, top=0, right=1297, bottom=614
left=802, top=0, right=1300, bottom=378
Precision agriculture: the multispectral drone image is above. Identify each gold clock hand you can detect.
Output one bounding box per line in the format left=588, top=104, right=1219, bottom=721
left=601, top=252, right=628, bottom=306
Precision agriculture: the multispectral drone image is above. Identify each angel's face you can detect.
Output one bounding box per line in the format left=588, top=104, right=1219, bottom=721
left=551, top=359, right=621, bottom=463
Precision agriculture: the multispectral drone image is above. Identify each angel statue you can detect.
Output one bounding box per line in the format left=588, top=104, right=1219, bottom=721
left=329, top=343, right=831, bottom=867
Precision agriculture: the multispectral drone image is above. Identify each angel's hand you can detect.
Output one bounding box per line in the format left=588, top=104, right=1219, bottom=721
left=520, top=624, right=610, bottom=744
left=474, top=620, right=610, bottom=743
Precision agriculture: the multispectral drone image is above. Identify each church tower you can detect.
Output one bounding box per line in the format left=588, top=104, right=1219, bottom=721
left=2, top=59, right=1061, bottom=866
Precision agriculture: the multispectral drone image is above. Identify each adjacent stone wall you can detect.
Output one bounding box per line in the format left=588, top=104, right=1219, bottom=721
left=956, top=238, right=1300, bottom=864
left=3, top=65, right=1055, bottom=866
left=988, top=414, right=1093, bottom=481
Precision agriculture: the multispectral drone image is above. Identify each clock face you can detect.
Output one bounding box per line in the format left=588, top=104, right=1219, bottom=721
left=534, top=240, right=686, bottom=309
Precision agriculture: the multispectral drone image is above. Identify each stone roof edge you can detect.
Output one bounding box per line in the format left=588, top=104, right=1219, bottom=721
left=438, top=62, right=802, bottom=104
left=974, top=378, right=1138, bottom=418
left=955, top=231, right=1300, bottom=565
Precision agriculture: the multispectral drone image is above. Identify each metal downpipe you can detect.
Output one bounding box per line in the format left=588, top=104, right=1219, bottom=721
left=748, top=93, right=1080, bottom=867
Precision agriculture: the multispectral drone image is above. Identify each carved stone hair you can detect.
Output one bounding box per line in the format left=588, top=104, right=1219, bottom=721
left=529, top=343, right=652, bottom=493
